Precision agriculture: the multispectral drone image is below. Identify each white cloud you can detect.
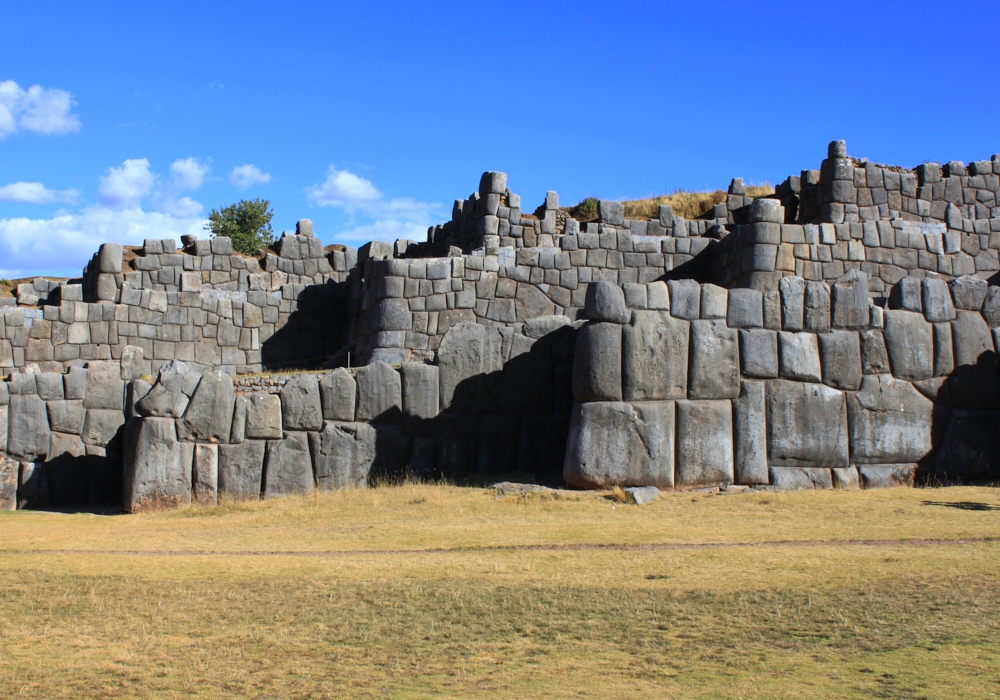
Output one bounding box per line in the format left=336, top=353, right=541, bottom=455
left=306, top=166, right=441, bottom=245
left=170, top=158, right=210, bottom=191
left=229, top=164, right=272, bottom=189
left=98, top=158, right=156, bottom=207
left=0, top=80, right=81, bottom=138
left=0, top=207, right=206, bottom=278
left=308, top=167, right=380, bottom=208
left=0, top=181, right=79, bottom=204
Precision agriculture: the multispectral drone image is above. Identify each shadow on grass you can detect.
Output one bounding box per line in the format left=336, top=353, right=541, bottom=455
left=922, top=500, right=1000, bottom=512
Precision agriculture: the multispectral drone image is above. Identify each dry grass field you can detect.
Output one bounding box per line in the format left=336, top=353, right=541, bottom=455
left=1, top=484, right=998, bottom=699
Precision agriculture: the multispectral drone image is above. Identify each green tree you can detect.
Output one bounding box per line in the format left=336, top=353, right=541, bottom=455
left=204, top=199, right=275, bottom=255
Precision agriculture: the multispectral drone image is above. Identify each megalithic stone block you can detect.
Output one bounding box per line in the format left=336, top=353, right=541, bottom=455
left=218, top=440, right=266, bottom=500
left=883, top=310, right=933, bottom=381
left=622, top=310, right=688, bottom=401
left=847, top=375, right=933, bottom=464
left=688, top=319, right=739, bottom=400
left=279, top=374, right=323, bottom=431
left=263, top=432, right=314, bottom=499
left=831, top=270, right=869, bottom=329
left=572, top=322, right=623, bottom=402
left=309, top=421, right=377, bottom=491
left=123, top=417, right=191, bottom=513
left=766, top=380, right=849, bottom=468
left=675, top=400, right=734, bottom=489
left=779, top=276, right=805, bottom=331
left=584, top=280, right=629, bottom=324
left=193, top=443, right=218, bottom=506
left=734, top=380, right=768, bottom=485
left=178, top=370, right=235, bottom=442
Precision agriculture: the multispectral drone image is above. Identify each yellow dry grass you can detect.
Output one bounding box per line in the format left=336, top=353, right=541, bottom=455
left=0, top=484, right=998, bottom=698
left=566, top=184, right=775, bottom=223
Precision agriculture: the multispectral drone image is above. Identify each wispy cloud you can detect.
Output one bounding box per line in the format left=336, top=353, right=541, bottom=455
left=170, top=157, right=211, bottom=191
left=229, top=163, right=272, bottom=189
left=0, top=181, right=79, bottom=204
left=0, top=80, right=81, bottom=138
left=307, top=166, right=441, bottom=244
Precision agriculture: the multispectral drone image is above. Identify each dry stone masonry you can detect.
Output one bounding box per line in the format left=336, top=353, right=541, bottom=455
left=1, top=140, right=999, bottom=511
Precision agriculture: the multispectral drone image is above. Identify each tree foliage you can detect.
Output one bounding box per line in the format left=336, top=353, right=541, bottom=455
left=204, top=199, right=275, bottom=256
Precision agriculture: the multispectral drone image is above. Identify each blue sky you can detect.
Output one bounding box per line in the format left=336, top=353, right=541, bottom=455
left=1, top=0, right=998, bottom=277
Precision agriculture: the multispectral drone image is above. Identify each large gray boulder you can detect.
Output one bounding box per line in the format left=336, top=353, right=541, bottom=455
left=263, top=433, right=314, bottom=498
left=818, top=331, right=862, bottom=391
left=309, top=421, right=377, bottom=490
left=98, top=242, right=124, bottom=273
left=81, top=409, right=126, bottom=447
left=319, top=368, right=357, bottom=422
left=622, top=311, right=688, bottom=400
left=883, top=310, right=934, bottom=380
left=218, top=440, right=266, bottom=500
left=135, top=360, right=197, bottom=418
left=779, top=276, right=805, bottom=331
left=778, top=331, right=822, bottom=383
left=804, top=281, right=831, bottom=333
left=727, top=288, right=763, bottom=328
left=572, top=322, right=623, bottom=402
left=948, top=309, right=1000, bottom=408
left=767, top=380, right=849, bottom=467
left=355, top=362, right=402, bottom=422
left=47, top=400, right=85, bottom=435
left=921, top=278, right=956, bottom=323
left=688, top=320, right=739, bottom=399
left=982, top=286, right=1000, bottom=327
left=585, top=280, right=629, bottom=324
left=245, top=393, right=282, bottom=439
left=178, top=370, right=235, bottom=442
left=769, top=467, right=833, bottom=490
left=7, top=394, right=50, bottom=461
left=279, top=374, right=323, bottom=431
left=193, top=444, right=218, bottom=506
left=847, top=375, right=933, bottom=464
left=675, top=400, right=734, bottom=489
left=437, top=322, right=505, bottom=412
left=860, top=330, right=891, bottom=375
left=700, top=284, right=728, bottom=319
left=83, top=361, right=125, bottom=410
left=949, top=275, right=988, bottom=310
left=563, top=401, right=674, bottom=489
left=889, top=277, right=922, bottom=312
left=858, top=464, right=917, bottom=489
left=734, top=380, right=768, bottom=485
left=739, top=329, right=778, bottom=379
left=0, top=455, right=17, bottom=511
left=831, top=270, right=869, bottom=329
left=667, top=280, right=700, bottom=320
left=400, top=363, right=439, bottom=420
left=122, top=417, right=191, bottom=512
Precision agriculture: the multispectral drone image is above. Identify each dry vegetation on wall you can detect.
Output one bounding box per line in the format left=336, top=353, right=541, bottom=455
left=566, top=184, right=775, bottom=222
left=0, top=484, right=998, bottom=698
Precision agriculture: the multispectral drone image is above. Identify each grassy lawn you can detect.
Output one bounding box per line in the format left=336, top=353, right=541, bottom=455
left=0, top=484, right=998, bottom=698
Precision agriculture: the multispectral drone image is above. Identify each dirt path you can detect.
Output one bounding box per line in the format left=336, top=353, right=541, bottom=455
left=3, top=536, right=997, bottom=558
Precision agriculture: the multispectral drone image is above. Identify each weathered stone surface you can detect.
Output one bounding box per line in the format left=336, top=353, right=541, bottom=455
left=0, top=455, right=17, bottom=511
left=81, top=409, right=126, bottom=446
left=36, top=373, right=63, bottom=401
left=647, top=281, right=669, bottom=311
left=8, top=394, right=50, bottom=461
left=667, top=280, right=700, bottom=320
left=399, top=363, right=438, bottom=421
left=355, top=362, right=402, bottom=422
left=934, top=409, right=1000, bottom=480
left=238, top=394, right=281, bottom=441
left=263, top=433, right=314, bottom=499
left=83, top=361, right=125, bottom=410
left=883, top=310, right=933, bottom=381
left=739, top=329, right=778, bottom=379
left=16, top=459, right=46, bottom=509
left=860, top=330, right=891, bottom=375
left=499, top=335, right=554, bottom=415
left=831, top=270, right=869, bottom=329
left=767, top=380, right=849, bottom=467
left=734, top=381, right=767, bottom=485
left=45, top=432, right=88, bottom=506
left=921, top=278, right=956, bottom=323
left=99, top=242, right=124, bottom=273
left=779, top=276, right=805, bottom=331
left=804, top=281, right=831, bottom=333
left=572, top=322, right=623, bottom=402
left=950, top=275, right=988, bottom=310
left=769, top=467, right=833, bottom=490
left=585, top=280, right=629, bottom=324
left=982, top=286, right=1000, bottom=327
left=309, top=421, right=377, bottom=490
left=847, top=375, right=933, bottom=464
left=625, top=486, right=660, bottom=505
left=123, top=417, right=190, bottom=512
left=279, top=374, right=323, bottom=431
left=193, top=443, right=218, bottom=506
left=622, top=311, right=688, bottom=400
left=47, top=400, right=85, bottom=435
left=64, top=366, right=88, bottom=400
left=688, top=320, right=739, bottom=400
left=700, top=284, right=728, bottom=319
left=949, top=309, right=1000, bottom=409
left=0, top=405, right=7, bottom=452
left=933, top=323, right=955, bottom=377
left=889, top=277, right=923, bottom=312
left=319, top=368, right=357, bottom=422
left=727, top=288, right=763, bottom=328
left=524, top=314, right=571, bottom=339
left=858, top=464, right=917, bottom=489
left=178, top=370, right=235, bottom=442
left=832, top=466, right=860, bottom=490
left=818, top=331, right=862, bottom=391
left=218, top=440, right=265, bottom=500
left=779, top=331, right=822, bottom=383
left=120, top=345, right=144, bottom=380
left=438, top=323, right=505, bottom=412
left=563, top=401, right=674, bottom=489
left=675, top=400, right=734, bottom=488
left=514, top=283, right=555, bottom=322
left=135, top=360, right=196, bottom=418
left=9, top=372, right=36, bottom=396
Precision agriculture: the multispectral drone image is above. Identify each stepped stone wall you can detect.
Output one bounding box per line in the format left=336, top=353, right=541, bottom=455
left=1, top=139, right=1000, bottom=511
